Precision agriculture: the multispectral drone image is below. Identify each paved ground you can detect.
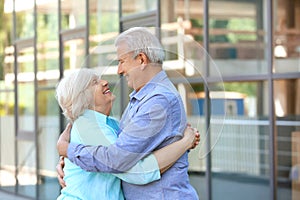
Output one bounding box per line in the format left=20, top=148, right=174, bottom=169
left=0, top=190, right=30, bottom=200
left=0, top=174, right=291, bottom=200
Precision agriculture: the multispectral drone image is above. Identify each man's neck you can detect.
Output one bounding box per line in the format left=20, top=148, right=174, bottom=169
left=135, top=66, right=162, bottom=92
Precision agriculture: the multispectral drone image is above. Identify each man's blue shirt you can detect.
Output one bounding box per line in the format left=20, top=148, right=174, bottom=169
left=68, top=71, right=199, bottom=200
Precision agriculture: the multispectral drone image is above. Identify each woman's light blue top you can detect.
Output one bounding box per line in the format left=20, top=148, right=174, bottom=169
left=57, top=109, right=160, bottom=200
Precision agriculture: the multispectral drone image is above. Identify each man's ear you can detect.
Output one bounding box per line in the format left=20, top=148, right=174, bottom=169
left=140, top=63, right=146, bottom=70
left=139, top=53, right=149, bottom=65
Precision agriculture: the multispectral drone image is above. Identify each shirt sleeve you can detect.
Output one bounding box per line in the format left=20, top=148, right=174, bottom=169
left=113, top=154, right=161, bottom=184
left=68, top=95, right=174, bottom=173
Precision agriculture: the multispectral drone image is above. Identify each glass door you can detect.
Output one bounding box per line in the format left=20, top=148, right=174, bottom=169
left=15, top=38, right=38, bottom=199
left=0, top=45, right=16, bottom=195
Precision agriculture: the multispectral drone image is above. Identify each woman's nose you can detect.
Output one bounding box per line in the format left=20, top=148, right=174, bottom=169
left=100, top=80, right=108, bottom=86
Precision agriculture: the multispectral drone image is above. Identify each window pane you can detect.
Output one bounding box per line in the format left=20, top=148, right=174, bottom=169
left=274, top=79, right=300, bottom=200
left=35, top=2, right=61, bottom=198
left=0, top=92, right=16, bottom=194
left=122, top=0, right=157, bottom=16
left=16, top=46, right=37, bottom=199
left=0, top=7, right=15, bottom=194
left=185, top=80, right=272, bottom=200
left=161, top=0, right=268, bottom=77
left=63, top=38, right=85, bottom=71
left=37, top=90, right=60, bottom=200
left=37, top=0, right=60, bottom=87
left=274, top=0, right=300, bottom=73
left=15, top=1, right=35, bottom=39
left=60, top=0, right=86, bottom=30
left=88, top=0, right=119, bottom=48
left=208, top=0, right=267, bottom=76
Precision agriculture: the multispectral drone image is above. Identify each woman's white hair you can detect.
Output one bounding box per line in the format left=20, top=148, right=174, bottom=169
left=115, top=27, right=165, bottom=64
left=55, top=68, right=99, bottom=122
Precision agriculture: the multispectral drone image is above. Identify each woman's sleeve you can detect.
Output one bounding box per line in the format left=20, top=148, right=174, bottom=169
left=112, top=154, right=161, bottom=185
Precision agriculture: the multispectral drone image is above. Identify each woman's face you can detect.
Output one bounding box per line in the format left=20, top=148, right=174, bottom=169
left=92, top=79, right=115, bottom=116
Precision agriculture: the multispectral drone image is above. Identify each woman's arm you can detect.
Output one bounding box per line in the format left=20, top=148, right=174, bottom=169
left=113, top=124, right=200, bottom=184
left=153, top=125, right=200, bottom=173
left=56, top=122, right=199, bottom=186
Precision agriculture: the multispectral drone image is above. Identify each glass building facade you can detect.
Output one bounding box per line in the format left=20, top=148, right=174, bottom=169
left=0, top=0, right=299, bottom=199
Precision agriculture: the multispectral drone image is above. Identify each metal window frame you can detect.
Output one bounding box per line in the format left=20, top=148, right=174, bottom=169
left=12, top=0, right=39, bottom=198
left=4, top=0, right=300, bottom=200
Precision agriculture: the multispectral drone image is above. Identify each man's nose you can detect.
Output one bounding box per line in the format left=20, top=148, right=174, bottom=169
left=117, top=64, right=123, bottom=75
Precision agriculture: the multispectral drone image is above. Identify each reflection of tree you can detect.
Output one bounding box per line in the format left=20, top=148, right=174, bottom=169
left=224, top=82, right=256, bottom=97
left=0, top=0, right=12, bottom=80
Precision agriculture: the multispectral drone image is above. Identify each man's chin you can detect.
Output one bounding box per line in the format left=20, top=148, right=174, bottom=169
left=127, top=82, right=133, bottom=89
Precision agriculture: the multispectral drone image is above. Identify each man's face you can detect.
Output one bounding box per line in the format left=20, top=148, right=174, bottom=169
left=117, top=43, right=141, bottom=89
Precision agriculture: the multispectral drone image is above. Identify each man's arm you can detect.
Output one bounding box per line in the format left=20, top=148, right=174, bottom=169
left=113, top=125, right=200, bottom=184
left=57, top=95, right=185, bottom=173
left=56, top=124, right=200, bottom=187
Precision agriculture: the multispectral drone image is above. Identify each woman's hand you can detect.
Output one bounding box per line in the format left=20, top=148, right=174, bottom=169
left=56, top=123, right=72, bottom=188
left=153, top=123, right=200, bottom=173
left=183, top=124, right=200, bottom=150
left=56, top=156, right=66, bottom=188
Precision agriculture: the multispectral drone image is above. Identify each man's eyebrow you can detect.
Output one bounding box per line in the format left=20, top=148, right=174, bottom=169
left=118, top=55, right=129, bottom=61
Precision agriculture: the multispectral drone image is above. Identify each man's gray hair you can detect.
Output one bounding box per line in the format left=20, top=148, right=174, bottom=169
left=115, top=27, right=165, bottom=64
left=55, top=68, right=99, bottom=122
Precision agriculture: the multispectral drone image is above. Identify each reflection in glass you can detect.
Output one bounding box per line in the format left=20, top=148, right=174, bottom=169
left=0, top=92, right=16, bottom=193
left=63, top=39, right=85, bottom=71
left=16, top=46, right=37, bottom=199
left=37, top=0, right=59, bottom=87
left=290, top=129, right=300, bottom=200
left=37, top=90, right=61, bottom=200
left=35, top=2, right=62, bottom=198
left=187, top=81, right=272, bottom=199
left=60, top=0, right=86, bottom=30
left=161, top=0, right=268, bottom=76
left=14, top=1, right=34, bottom=39
left=17, top=47, right=35, bottom=132
left=274, top=0, right=300, bottom=73
left=122, top=0, right=157, bottom=16
left=1, top=6, right=15, bottom=193
left=274, top=79, right=300, bottom=200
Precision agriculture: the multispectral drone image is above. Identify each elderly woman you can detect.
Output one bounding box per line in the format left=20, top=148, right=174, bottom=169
left=55, top=68, right=199, bottom=200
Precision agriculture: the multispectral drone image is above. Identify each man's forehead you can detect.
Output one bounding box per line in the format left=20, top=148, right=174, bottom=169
left=117, top=45, right=133, bottom=58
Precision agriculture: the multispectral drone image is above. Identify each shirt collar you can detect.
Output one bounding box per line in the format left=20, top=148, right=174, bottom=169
left=83, top=109, right=107, bottom=124
left=129, top=70, right=167, bottom=101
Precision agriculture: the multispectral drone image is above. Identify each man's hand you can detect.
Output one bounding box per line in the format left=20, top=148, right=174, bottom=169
left=56, top=156, right=66, bottom=188
left=57, top=123, right=72, bottom=157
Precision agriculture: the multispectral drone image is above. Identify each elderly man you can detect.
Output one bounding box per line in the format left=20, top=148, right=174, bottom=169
left=57, top=27, right=199, bottom=200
